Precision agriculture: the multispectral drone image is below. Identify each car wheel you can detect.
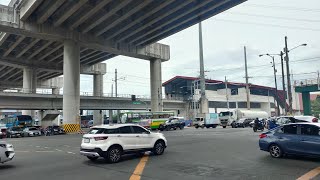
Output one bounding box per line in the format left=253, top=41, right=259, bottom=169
left=105, top=146, right=122, bottom=163
left=269, top=144, right=283, bottom=158
left=87, top=156, right=98, bottom=161
left=223, top=126, right=226, bottom=128
left=173, top=127, right=177, bottom=130
left=201, top=125, right=205, bottom=129
left=195, top=125, right=199, bottom=129
left=153, top=140, right=165, bottom=155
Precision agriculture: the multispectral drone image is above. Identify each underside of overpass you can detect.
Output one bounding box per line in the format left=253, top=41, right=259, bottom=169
left=0, top=0, right=246, bottom=131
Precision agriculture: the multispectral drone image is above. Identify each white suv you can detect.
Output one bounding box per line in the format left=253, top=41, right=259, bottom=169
left=0, top=142, right=15, bottom=163
left=80, top=124, right=167, bottom=163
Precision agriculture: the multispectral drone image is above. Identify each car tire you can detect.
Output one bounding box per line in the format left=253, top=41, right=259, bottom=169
left=195, top=125, right=199, bottom=129
left=269, top=144, right=283, bottom=158
left=87, top=156, right=98, bottom=161
left=105, top=146, right=122, bottom=163
left=153, top=140, right=165, bottom=155
left=201, top=125, right=205, bottom=129
left=223, top=126, right=226, bottom=128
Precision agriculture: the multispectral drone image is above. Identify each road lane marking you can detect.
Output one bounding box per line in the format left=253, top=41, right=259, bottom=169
left=35, top=151, right=55, bottom=152
left=15, top=151, right=30, bottom=153
left=129, top=155, right=149, bottom=180
left=55, top=149, right=63, bottom=152
left=297, top=167, right=320, bottom=180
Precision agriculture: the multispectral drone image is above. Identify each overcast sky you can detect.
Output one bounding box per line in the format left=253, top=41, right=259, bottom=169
left=1, top=0, right=319, bottom=97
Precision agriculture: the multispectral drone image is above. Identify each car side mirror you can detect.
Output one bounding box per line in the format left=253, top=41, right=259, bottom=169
left=144, top=131, right=151, bottom=134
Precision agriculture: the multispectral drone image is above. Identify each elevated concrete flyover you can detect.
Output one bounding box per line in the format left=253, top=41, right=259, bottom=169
left=0, top=0, right=246, bottom=131
left=0, top=92, right=185, bottom=110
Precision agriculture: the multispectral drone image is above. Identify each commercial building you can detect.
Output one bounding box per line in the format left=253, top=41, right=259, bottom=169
left=162, top=76, right=300, bottom=119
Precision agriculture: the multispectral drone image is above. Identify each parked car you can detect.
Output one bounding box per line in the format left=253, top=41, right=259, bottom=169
left=47, top=126, right=65, bottom=135
left=159, top=117, right=185, bottom=131
left=259, top=123, right=320, bottom=158
left=231, top=118, right=247, bottom=128
left=80, top=124, right=167, bottom=163
left=0, top=142, right=15, bottom=163
left=22, top=127, right=41, bottom=137
left=7, top=127, right=24, bottom=138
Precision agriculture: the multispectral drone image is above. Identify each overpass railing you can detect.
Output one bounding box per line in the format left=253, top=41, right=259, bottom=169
left=294, top=78, right=319, bottom=87
left=1, top=88, right=184, bottom=101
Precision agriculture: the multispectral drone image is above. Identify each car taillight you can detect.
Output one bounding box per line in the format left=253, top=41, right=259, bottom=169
left=259, top=134, right=267, bottom=139
left=94, top=136, right=108, bottom=141
left=312, top=118, right=318, bottom=123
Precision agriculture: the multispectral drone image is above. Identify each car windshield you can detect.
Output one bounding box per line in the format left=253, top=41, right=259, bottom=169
left=12, top=127, right=21, bottom=131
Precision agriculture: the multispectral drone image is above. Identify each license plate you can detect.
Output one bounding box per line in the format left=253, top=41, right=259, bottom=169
left=84, top=138, right=90, bottom=143
left=17, top=134, right=20, bottom=136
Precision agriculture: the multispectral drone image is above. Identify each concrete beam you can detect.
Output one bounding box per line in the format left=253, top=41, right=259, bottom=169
left=136, top=0, right=231, bottom=45
left=81, top=63, right=106, bottom=75
left=80, top=50, right=97, bottom=60
left=37, top=0, right=66, bottom=24
left=85, top=54, right=115, bottom=65
left=0, top=76, right=62, bottom=89
left=20, top=0, right=43, bottom=21
left=0, top=32, right=10, bottom=46
left=3, top=35, right=25, bottom=57
left=0, top=5, right=170, bottom=61
left=53, top=0, right=88, bottom=27
left=27, top=41, right=53, bottom=60
left=82, top=0, right=131, bottom=33
left=0, top=67, right=15, bottom=79
left=16, top=38, right=40, bottom=58
left=81, top=51, right=105, bottom=63
left=0, top=92, right=185, bottom=110
left=69, top=0, right=112, bottom=30
left=116, top=0, right=193, bottom=42
left=4, top=69, right=21, bottom=81
left=38, top=44, right=63, bottom=60
left=95, top=0, right=151, bottom=36
left=105, top=0, right=174, bottom=40
left=0, top=56, right=62, bottom=72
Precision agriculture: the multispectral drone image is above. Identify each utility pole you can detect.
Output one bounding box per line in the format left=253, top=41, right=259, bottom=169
left=284, top=36, right=293, bottom=115
left=225, top=76, right=229, bottom=109
left=198, top=22, right=208, bottom=114
left=280, top=51, right=286, bottom=115
left=244, top=46, right=250, bottom=110
left=111, top=84, right=113, bottom=97
left=271, top=56, right=280, bottom=116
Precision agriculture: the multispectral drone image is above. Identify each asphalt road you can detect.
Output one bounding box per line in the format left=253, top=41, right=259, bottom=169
left=1, top=127, right=319, bottom=180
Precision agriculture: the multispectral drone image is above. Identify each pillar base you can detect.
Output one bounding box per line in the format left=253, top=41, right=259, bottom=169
left=63, top=124, right=80, bottom=133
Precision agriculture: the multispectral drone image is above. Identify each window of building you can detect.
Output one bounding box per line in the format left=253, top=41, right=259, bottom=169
left=231, top=88, right=238, bottom=95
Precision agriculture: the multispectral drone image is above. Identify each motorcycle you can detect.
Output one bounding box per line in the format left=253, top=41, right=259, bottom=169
left=253, top=121, right=264, bottom=132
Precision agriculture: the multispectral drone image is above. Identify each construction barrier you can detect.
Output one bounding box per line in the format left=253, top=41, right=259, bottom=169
left=63, top=124, right=80, bottom=133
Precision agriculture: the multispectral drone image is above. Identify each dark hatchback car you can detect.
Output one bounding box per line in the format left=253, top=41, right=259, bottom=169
left=47, top=126, right=65, bottom=135
left=259, top=123, right=320, bottom=158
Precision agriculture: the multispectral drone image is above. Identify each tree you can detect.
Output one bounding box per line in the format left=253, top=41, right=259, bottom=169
left=311, top=96, right=320, bottom=118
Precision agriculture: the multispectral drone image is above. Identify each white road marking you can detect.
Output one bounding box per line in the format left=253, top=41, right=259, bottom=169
left=44, top=147, right=49, bottom=149
left=67, top=151, right=76, bottom=154
left=55, top=149, right=63, bottom=152
left=15, top=151, right=30, bottom=153
left=35, top=151, right=55, bottom=152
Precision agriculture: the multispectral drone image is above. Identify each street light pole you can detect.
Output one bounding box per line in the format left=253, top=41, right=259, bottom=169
left=284, top=36, right=293, bottom=115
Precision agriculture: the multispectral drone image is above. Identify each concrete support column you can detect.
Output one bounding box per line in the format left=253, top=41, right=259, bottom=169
left=302, top=92, right=311, bottom=115
left=109, top=110, right=113, bottom=124
left=150, top=59, right=163, bottom=111
left=22, top=67, right=37, bottom=116
left=93, top=73, right=103, bottom=125
left=35, top=110, right=43, bottom=126
left=52, top=88, right=60, bottom=95
left=63, top=40, right=80, bottom=132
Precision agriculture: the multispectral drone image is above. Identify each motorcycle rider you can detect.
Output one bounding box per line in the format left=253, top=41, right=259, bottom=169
left=254, top=118, right=260, bottom=128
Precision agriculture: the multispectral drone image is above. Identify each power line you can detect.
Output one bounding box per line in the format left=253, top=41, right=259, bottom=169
left=214, top=18, right=320, bottom=32
left=246, top=4, right=320, bottom=13
left=226, top=12, right=320, bottom=23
